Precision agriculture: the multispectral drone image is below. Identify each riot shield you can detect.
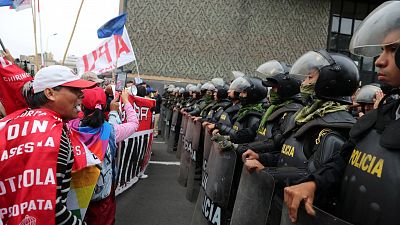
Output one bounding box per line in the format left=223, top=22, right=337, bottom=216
left=167, top=110, right=181, bottom=153
left=176, top=114, right=189, bottom=159
left=163, top=108, right=173, bottom=141
left=159, top=105, right=166, bottom=138
left=186, top=120, right=203, bottom=202
left=280, top=204, right=353, bottom=225
left=203, top=128, right=212, bottom=163
left=177, top=117, right=195, bottom=187
left=201, top=142, right=237, bottom=225
left=190, top=142, right=216, bottom=225
left=230, top=168, right=275, bottom=225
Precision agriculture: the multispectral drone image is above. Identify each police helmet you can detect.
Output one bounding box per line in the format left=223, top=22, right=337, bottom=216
left=216, top=85, right=229, bottom=100
left=291, top=50, right=359, bottom=104
left=230, top=76, right=267, bottom=104
left=349, top=1, right=400, bottom=69
left=355, top=84, right=381, bottom=104
left=201, top=82, right=216, bottom=91
left=211, top=78, right=225, bottom=88
left=257, top=60, right=301, bottom=99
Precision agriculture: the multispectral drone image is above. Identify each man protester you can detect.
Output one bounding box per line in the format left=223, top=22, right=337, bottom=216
left=283, top=2, right=400, bottom=224
left=0, top=65, right=96, bottom=225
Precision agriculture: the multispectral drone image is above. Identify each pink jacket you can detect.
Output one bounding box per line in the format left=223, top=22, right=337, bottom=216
left=109, top=102, right=139, bottom=143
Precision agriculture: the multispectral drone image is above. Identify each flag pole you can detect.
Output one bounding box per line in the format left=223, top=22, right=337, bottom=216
left=31, top=0, right=39, bottom=72
left=38, top=0, right=44, bottom=67
left=134, top=55, right=139, bottom=77
left=62, top=0, right=85, bottom=65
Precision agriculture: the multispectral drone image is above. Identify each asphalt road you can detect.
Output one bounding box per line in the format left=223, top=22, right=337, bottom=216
left=116, top=136, right=195, bottom=225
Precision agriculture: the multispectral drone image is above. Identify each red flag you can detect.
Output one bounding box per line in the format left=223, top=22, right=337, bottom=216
left=0, top=56, right=33, bottom=115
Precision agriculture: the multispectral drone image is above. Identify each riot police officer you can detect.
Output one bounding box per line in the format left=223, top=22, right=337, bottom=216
left=213, top=76, right=267, bottom=137
left=284, top=3, right=400, bottom=224
left=223, top=60, right=303, bottom=154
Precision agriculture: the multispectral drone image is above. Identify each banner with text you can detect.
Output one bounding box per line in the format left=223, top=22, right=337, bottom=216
left=76, top=27, right=136, bottom=76
left=0, top=56, right=32, bottom=115
left=115, top=96, right=155, bottom=195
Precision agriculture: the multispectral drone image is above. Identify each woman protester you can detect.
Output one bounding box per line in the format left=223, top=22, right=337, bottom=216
left=69, top=88, right=139, bottom=225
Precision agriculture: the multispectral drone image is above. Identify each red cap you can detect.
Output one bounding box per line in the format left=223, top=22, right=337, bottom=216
left=82, top=87, right=107, bottom=110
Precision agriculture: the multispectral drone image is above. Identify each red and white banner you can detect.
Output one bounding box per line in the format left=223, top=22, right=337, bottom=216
left=0, top=57, right=32, bottom=115
left=115, top=96, right=156, bottom=195
left=0, top=108, right=63, bottom=225
left=76, top=27, right=136, bottom=75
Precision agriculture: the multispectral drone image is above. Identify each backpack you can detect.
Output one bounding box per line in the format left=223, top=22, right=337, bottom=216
left=91, top=125, right=117, bottom=201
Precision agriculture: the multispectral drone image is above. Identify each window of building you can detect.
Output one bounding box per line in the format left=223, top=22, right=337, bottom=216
left=328, top=0, right=386, bottom=84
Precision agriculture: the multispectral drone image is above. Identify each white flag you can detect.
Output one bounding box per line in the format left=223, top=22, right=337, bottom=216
left=76, top=27, right=136, bottom=75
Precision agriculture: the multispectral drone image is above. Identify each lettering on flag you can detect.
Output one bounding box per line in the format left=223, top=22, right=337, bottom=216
left=76, top=27, right=136, bottom=75
left=0, top=57, right=32, bottom=115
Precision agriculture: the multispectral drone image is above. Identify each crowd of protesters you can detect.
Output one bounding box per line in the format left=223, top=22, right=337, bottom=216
left=0, top=50, right=162, bottom=224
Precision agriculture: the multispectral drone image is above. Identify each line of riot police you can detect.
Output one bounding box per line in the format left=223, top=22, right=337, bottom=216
left=157, top=3, right=400, bottom=224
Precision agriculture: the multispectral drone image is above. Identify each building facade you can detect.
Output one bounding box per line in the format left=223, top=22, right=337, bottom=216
left=121, top=0, right=384, bottom=82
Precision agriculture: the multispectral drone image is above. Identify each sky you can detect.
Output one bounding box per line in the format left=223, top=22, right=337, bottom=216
left=0, top=0, right=120, bottom=61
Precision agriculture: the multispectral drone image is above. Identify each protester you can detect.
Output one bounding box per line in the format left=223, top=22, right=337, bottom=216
left=283, top=2, right=400, bottom=224
left=81, top=71, right=104, bottom=85
left=126, top=80, right=134, bottom=87
left=0, top=65, right=96, bottom=224
left=69, top=88, right=139, bottom=225
left=136, top=85, right=147, bottom=97
left=152, top=89, right=162, bottom=137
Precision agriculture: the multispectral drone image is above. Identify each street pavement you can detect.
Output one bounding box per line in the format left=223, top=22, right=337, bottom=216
left=116, top=136, right=195, bottom=225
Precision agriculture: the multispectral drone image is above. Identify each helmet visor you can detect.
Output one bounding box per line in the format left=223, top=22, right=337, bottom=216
left=229, top=77, right=251, bottom=92
left=231, top=71, right=245, bottom=80
left=350, top=1, right=400, bottom=57
left=290, top=51, right=331, bottom=79
left=201, top=82, right=216, bottom=91
left=256, top=60, right=286, bottom=78
left=211, top=78, right=225, bottom=87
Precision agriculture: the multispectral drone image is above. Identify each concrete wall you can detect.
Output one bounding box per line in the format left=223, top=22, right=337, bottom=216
left=123, top=0, right=331, bottom=80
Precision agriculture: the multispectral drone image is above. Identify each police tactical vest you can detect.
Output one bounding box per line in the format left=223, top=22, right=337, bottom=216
left=218, top=104, right=240, bottom=127
left=256, top=102, right=303, bottom=142
left=206, top=101, right=231, bottom=121
left=338, top=101, right=400, bottom=225
left=232, top=111, right=263, bottom=132
left=339, top=129, right=398, bottom=225
left=278, top=111, right=355, bottom=170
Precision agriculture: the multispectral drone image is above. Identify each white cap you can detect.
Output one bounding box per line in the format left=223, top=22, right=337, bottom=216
left=33, top=65, right=96, bottom=93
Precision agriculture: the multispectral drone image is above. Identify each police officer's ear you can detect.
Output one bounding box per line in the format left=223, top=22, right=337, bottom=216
left=395, top=47, right=400, bottom=69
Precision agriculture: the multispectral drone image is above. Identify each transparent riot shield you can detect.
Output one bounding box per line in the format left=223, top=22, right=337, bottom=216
left=177, top=117, right=194, bottom=187
left=176, top=114, right=189, bottom=159
left=280, top=204, right=353, bottom=225
left=186, top=120, right=203, bottom=202
left=167, top=110, right=180, bottom=153
left=230, top=168, right=275, bottom=225
left=164, top=108, right=173, bottom=141
left=200, top=142, right=237, bottom=225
